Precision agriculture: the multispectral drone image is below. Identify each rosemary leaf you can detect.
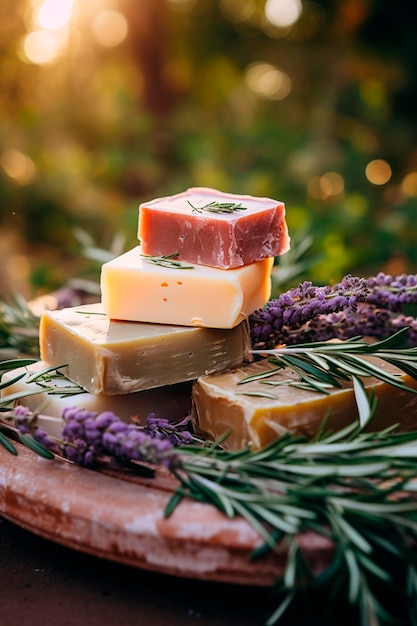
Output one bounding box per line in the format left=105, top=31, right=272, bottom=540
left=264, top=588, right=296, bottom=626
left=0, top=389, right=50, bottom=408
left=140, top=253, right=194, bottom=269
left=273, top=353, right=347, bottom=386
left=352, top=375, right=372, bottom=428
left=237, top=366, right=283, bottom=384
left=231, top=499, right=279, bottom=548
left=344, top=547, right=362, bottom=603
left=0, top=358, right=37, bottom=371
left=235, top=390, right=278, bottom=399
left=187, top=200, right=247, bottom=214
left=0, top=371, right=26, bottom=391
left=0, top=430, right=17, bottom=455
left=164, top=489, right=185, bottom=518
left=25, top=364, right=69, bottom=384
left=18, top=433, right=55, bottom=459
left=357, top=552, right=392, bottom=582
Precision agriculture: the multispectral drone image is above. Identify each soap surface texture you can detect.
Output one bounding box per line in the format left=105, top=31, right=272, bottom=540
left=39, top=303, right=251, bottom=395
left=191, top=357, right=417, bottom=451
left=1, top=362, right=193, bottom=436
left=138, top=187, right=290, bottom=269
left=100, top=246, right=273, bottom=328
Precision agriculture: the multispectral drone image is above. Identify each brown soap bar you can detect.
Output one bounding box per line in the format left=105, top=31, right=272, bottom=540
left=191, top=357, right=417, bottom=451
left=39, top=303, right=251, bottom=395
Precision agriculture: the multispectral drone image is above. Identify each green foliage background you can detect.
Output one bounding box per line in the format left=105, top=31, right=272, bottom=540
left=1, top=0, right=416, bottom=298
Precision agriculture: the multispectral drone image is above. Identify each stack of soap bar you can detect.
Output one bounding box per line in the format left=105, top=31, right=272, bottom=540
left=191, top=358, right=417, bottom=451
left=100, top=246, right=273, bottom=328
left=1, top=361, right=193, bottom=436
left=39, top=303, right=251, bottom=395
left=137, top=187, right=290, bottom=269
left=101, top=187, right=288, bottom=328
left=12, top=186, right=288, bottom=439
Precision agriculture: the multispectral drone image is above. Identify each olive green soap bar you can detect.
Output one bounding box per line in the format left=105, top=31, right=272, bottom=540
left=39, top=303, right=251, bottom=395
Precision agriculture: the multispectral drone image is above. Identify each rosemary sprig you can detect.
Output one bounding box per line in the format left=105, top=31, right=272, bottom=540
left=0, top=362, right=84, bottom=411
left=166, top=421, right=417, bottom=625
left=140, top=253, right=195, bottom=269
left=2, top=277, right=417, bottom=624
left=187, top=200, right=248, bottom=214
left=1, top=364, right=417, bottom=623
left=248, top=329, right=417, bottom=424
left=0, top=294, right=40, bottom=358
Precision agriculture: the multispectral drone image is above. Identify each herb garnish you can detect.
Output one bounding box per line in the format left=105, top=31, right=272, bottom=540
left=0, top=294, right=40, bottom=358
left=187, top=200, right=248, bottom=214
left=167, top=419, right=417, bottom=626
left=140, top=253, right=195, bottom=269
left=245, top=329, right=417, bottom=423
left=0, top=362, right=84, bottom=411
left=3, top=270, right=417, bottom=625
left=4, top=390, right=417, bottom=624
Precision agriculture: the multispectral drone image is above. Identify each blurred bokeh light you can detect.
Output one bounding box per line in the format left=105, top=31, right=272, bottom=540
left=0, top=0, right=416, bottom=299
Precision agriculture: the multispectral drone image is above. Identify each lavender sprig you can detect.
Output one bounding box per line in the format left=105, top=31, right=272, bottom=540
left=5, top=405, right=194, bottom=468
left=144, top=413, right=195, bottom=447
left=250, top=272, right=417, bottom=349
left=3, top=388, right=417, bottom=624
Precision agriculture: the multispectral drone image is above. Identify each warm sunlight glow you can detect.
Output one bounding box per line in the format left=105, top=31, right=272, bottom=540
left=264, top=0, right=303, bottom=29
left=166, top=0, right=197, bottom=10
left=0, top=149, right=37, bottom=185
left=307, top=172, right=345, bottom=201
left=321, top=171, right=345, bottom=196
left=36, top=0, right=76, bottom=31
left=401, top=172, right=417, bottom=197
left=220, top=0, right=257, bottom=23
left=6, top=255, right=31, bottom=283
left=22, top=29, right=64, bottom=64
left=365, top=159, right=392, bottom=185
left=91, top=10, right=128, bottom=48
left=245, top=62, right=292, bottom=100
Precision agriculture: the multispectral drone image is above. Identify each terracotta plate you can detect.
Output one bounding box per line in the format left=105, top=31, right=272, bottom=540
left=0, top=443, right=334, bottom=586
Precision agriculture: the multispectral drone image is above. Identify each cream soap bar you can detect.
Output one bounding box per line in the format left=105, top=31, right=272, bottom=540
left=191, top=358, right=417, bottom=451
left=138, top=187, right=290, bottom=269
left=39, top=303, right=251, bottom=395
left=101, top=246, right=273, bottom=328
left=1, top=362, right=193, bottom=437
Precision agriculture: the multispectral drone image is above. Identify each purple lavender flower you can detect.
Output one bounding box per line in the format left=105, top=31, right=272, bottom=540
left=59, top=407, right=182, bottom=468
left=13, top=405, right=59, bottom=453
left=5, top=404, right=194, bottom=469
left=144, top=413, right=194, bottom=446
left=249, top=272, right=417, bottom=348
left=366, top=272, right=417, bottom=311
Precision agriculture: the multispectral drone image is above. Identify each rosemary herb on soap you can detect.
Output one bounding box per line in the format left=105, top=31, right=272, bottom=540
left=187, top=200, right=247, bottom=214
left=140, top=253, right=195, bottom=269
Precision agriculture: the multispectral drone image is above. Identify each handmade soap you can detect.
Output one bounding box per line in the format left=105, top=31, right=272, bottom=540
left=101, top=246, right=273, bottom=328
left=1, top=361, right=193, bottom=437
left=138, top=187, right=290, bottom=269
left=191, top=357, right=417, bottom=451
left=39, top=303, right=251, bottom=395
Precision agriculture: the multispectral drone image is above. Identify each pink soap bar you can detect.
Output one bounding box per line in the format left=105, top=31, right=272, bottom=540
left=138, top=187, right=290, bottom=269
